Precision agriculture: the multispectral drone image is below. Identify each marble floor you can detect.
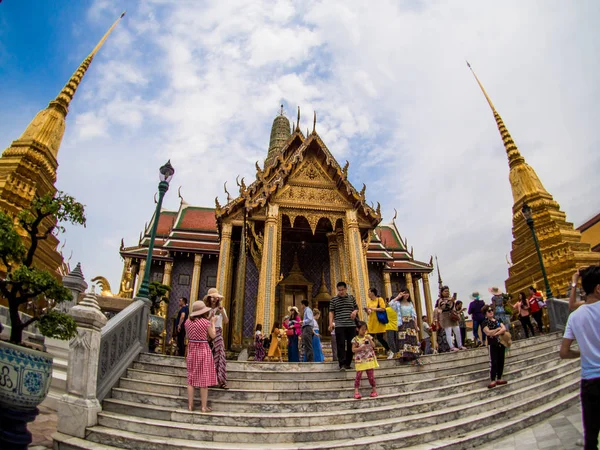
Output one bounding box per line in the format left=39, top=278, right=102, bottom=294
left=476, top=404, right=584, bottom=450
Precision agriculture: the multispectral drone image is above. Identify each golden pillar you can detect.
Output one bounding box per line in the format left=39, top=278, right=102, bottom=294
left=335, top=228, right=350, bottom=286
left=160, top=260, right=173, bottom=317
left=422, top=273, right=434, bottom=321
left=232, top=233, right=247, bottom=350
left=412, top=277, right=423, bottom=338
left=136, top=259, right=146, bottom=296
left=345, top=210, right=369, bottom=315
left=189, top=254, right=203, bottom=306
left=383, top=272, right=392, bottom=300
left=216, top=223, right=234, bottom=311
left=327, top=232, right=341, bottom=294
left=256, top=204, right=280, bottom=332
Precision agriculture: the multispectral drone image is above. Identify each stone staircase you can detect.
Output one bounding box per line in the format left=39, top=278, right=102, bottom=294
left=53, top=332, right=580, bottom=450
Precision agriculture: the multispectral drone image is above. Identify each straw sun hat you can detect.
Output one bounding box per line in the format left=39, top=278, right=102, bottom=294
left=189, top=300, right=211, bottom=318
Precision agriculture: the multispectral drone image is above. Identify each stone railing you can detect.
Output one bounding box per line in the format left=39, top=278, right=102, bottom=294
left=58, top=294, right=150, bottom=438
left=96, top=297, right=150, bottom=401
left=546, top=298, right=570, bottom=332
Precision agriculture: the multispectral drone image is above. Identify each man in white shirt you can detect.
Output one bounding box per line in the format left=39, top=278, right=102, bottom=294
left=560, top=265, right=600, bottom=450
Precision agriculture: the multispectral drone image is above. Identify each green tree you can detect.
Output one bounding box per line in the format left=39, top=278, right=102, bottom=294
left=0, top=191, right=86, bottom=344
left=148, top=281, right=170, bottom=315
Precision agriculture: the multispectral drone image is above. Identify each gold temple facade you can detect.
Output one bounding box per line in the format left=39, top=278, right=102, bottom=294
left=469, top=65, right=600, bottom=297
left=122, top=109, right=434, bottom=350
left=0, top=14, right=124, bottom=276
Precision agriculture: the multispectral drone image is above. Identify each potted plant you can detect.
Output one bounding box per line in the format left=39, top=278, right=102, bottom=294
left=0, top=191, right=85, bottom=449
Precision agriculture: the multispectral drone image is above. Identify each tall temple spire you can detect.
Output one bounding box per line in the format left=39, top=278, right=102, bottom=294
left=265, top=104, right=291, bottom=166
left=467, top=61, right=549, bottom=203
left=0, top=13, right=125, bottom=276
left=467, top=61, right=600, bottom=299
left=50, top=12, right=126, bottom=116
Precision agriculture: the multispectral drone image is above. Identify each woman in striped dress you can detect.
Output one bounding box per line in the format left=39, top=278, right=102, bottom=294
left=185, top=300, right=217, bottom=412
left=207, top=288, right=229, bottom=389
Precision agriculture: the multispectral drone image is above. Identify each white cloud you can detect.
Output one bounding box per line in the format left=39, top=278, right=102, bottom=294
left=49, top=0, right=600, bottom=304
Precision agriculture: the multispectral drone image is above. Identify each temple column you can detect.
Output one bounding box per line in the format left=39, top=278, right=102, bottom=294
left=189, top=254, right=203, bottom=306
left=256, top=204, right=280, bottom=332
left=327, top=232, right=341, bottom=293
left=135, top=259, right=146, bottom=295
left=216, top=223, right=234, bottom=311
left=422, top=273, right=434, bottom=321
left=412, top=277, right=424, bottom=338
left=336, top=228, right=350, bottom=286
left=232, top=234, right=247, bottom=351
left=345, top=210, right=369, bottom=316
left=383, top=272, right=392, bottom=300
left=160, top=260, right=173, bottom=317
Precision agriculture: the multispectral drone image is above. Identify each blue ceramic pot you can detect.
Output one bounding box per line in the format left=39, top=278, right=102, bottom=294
left=0, top=340, right=53, bottom=411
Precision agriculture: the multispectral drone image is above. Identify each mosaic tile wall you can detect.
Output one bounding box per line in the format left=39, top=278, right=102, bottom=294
left=243, top=255, right=259, bottom=338
left=368, top=262, right=384, bottom=298
left=166, top=255, right=194, bottom=341
left=198, top=255, right=218, bottom=301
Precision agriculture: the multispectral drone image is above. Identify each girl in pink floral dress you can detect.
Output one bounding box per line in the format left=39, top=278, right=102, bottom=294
left=185, top=300, right=217, bottom=412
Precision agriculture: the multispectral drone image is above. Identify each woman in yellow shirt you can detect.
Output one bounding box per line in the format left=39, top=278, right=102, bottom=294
left=366, top=288, right=392, bottom=358
left=385, top=299, right=398, bottom=359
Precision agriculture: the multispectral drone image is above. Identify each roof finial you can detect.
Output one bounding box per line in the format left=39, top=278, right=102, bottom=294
left=392, top=208, right=398, bottom=224
left=296, top=106, right=301, bottom=132
left=435, top=255, right=443, bottom=290
left=50, top=12, right=126, bottom=116
left=466, top=61, right=526, bottom=171
left=280, top=104, right=284, bottom=116
left=224, top=181, right=232, bottom=203
left=313, top=111, right=316, bottom=134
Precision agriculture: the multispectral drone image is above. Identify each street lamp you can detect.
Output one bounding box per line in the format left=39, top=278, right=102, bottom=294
left=521, top=202, right=553, bottom=299
left=137, top=160, right=175, bottom=299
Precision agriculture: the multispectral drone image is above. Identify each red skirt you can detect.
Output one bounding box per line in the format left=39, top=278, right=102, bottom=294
left=186, top=341, right=217, bottom=388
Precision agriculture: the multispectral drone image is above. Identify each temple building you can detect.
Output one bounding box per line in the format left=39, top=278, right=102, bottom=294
left=577, top=213, right=600, bottom=253
left=0, top=14, right=124, bottom=276
left=121, top=109, right=434, bottom=349
left=469, top=64, right=600, bottom=297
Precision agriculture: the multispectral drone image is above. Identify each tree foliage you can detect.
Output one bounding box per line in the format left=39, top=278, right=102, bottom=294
left=0, top=191, right=86, bottom=344
left=148, top=281, right=170, bottom=315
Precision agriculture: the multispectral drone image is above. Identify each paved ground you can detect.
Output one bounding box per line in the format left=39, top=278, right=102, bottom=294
left=28, top=403, right=585, bottom=449
left=477, top=404, right=584, bottom=450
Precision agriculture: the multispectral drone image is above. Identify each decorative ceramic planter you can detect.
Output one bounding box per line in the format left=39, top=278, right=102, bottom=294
left=0, top=340, right=54, bottom=449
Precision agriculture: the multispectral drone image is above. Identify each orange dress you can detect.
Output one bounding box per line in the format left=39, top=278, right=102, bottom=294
left=268, top=328, right=282, bottom=358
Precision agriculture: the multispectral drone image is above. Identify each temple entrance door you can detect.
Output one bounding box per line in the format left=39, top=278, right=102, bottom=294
left=318, top=301, right=331, bottom=337
left=283, top=286, right=309, bottom=316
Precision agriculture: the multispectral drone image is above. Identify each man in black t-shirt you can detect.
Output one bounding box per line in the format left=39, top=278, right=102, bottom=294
left=329, top=281, right=358, bottom=370
left=176, top=297, right=189, bottom=357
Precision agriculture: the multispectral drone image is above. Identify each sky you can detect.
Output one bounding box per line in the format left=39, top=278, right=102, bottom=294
left=1, top=0, right=599, bottom=303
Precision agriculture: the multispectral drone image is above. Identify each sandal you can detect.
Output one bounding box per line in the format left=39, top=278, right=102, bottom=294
left=353, top=392, right=362, bottom=399
left=220, top=384, right=229, bottom=390
left=201, top=407, right=213, bottom=413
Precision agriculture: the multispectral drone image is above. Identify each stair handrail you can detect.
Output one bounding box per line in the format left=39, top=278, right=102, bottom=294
left=96, top=296, right=151, bottom=401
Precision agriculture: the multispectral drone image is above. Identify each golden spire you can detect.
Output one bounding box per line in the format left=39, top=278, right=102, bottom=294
left=50, top=12, right=126, bottom=116
left=466, top=61, right=525, bottom=170
left=467, top=61, right=549, bottom=202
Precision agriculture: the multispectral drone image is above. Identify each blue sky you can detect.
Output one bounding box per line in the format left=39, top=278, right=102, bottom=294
left=1, top=0, right=599, bottom=302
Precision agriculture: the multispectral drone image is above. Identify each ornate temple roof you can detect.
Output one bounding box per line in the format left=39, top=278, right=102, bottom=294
left=215, top=109, right=382, bottom=229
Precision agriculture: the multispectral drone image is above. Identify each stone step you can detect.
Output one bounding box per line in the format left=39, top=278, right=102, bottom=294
left=136, top=332, right=561, bottom=372
left=109, top=357, right=579, bottom=413
left=89, top=375, right=579, bottom=448
left=125, top=345, right=560, bottom=389
left=117, top=353, right=572, bottom=402
left=132, top=338, right=560, bottom=380
left=102, top=363, right=579, bottom=427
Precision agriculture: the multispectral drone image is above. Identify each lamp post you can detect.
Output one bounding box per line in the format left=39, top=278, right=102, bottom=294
left=521, top=202, right=553, bottom=299
left=137, top=160, right=175, bottom=299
